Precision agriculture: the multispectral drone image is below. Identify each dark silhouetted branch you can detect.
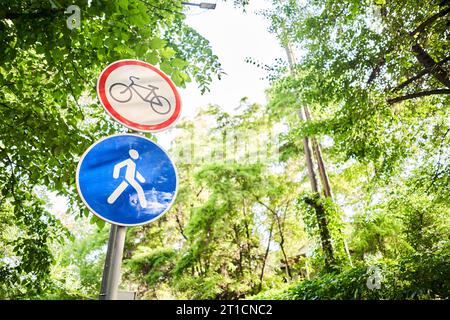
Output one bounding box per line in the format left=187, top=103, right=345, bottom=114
left=410, top=6, right=450, bottom=36
left=392, top=56, right=450, bottom=92
left=412, top=44, right=450, bottom=88
left=387, top=89, right=450, bottom=104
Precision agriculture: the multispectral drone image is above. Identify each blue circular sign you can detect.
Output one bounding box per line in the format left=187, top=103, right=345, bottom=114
left=76, top=134, right=178, bottom=226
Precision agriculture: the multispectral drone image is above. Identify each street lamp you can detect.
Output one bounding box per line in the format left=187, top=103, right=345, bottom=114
left=181, top=2, right=217, bottom=10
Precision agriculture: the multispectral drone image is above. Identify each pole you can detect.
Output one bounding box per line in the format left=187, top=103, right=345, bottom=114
left=99, top=224, right=116, bottom=300
left=99, top=224, right=127, bottom=300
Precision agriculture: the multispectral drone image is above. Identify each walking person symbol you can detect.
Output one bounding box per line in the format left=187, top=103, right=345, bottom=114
left=107, top=149, right=147, bottom=208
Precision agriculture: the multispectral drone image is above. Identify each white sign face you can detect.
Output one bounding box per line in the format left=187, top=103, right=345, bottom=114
left=97, top=60, right=182, bottom=132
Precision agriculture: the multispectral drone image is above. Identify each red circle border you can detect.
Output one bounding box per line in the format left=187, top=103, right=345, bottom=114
left=97, top=60, right=181, bottom=132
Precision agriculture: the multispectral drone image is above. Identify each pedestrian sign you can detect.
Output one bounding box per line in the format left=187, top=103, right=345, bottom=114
left=76, top=134, right=178, bottom=226
left=97, top=59, right=182, bottom=132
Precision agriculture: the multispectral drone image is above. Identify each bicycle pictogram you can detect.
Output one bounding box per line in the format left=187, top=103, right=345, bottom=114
left=109, top=76, right=172, bottom=115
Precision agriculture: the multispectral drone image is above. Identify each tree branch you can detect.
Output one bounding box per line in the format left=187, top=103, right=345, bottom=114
left=392, top=56, right=450, bottom=92
left=387, top=89, right=450, bottom=104
left=410, top=6, right=450, bottom=36
left=258, top=220, right=274, bottom=292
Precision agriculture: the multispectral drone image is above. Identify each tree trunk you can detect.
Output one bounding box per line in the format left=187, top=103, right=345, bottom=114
left=259, top=221, right=274, bottom=292
left=284, top=43, right=336, bottom=268
left=411, top=44, right=450, bottom=89
left=276, top=205, right=292, bottom=280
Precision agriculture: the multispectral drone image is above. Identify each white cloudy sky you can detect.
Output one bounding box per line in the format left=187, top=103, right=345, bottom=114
left=155, top=0, right=285, bottom=148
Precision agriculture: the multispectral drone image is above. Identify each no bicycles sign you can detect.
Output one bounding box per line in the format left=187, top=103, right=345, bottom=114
left=97, top=59, right=182, bottom=132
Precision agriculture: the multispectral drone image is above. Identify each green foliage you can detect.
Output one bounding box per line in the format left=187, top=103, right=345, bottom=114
left=126, top=247, right=177, bottom=286
left=1, top=0, right=449, bottom=301
left=255, top=244, right=450, bottom=300
left=0, top=0, right=222, bottom=297
left=172, top=163, right=266, bottom=299
left=350, top=210, right=404, bottom=259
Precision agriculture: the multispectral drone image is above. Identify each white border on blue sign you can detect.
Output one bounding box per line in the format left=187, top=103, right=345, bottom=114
left=75, top=133, right=179, bottom=227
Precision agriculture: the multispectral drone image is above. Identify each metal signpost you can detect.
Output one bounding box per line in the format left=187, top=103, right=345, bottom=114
left=76, top=60, right=181, bottom=300
left=99, top=224, right=126, bottom=300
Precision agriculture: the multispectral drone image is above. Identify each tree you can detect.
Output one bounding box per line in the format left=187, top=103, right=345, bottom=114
left=266, top=0, right=450, bottom=104
left=0, top=0, right=222, bottom=297
left=121, top=104, right=311, bottom=299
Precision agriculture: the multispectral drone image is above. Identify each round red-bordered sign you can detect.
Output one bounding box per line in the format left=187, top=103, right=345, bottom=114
left=97, top=59, right=182, bottom=132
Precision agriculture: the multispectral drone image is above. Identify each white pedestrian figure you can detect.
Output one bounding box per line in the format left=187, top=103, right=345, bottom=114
left=107, top=149, right=147, bottom=208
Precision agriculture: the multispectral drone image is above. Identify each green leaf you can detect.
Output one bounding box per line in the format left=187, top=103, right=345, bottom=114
left=171, top=58, right=189, bottom=69
left=117, top=0, right=128, bottom=10
left=161, top=47, right=176, bottom=59
left=149, top=38, right=166, bottom=50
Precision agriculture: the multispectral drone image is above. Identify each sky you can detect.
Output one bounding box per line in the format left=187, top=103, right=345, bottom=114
left=155, top=0, right=286, bottom=148
left=181, top=0, right=284, bottom=112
